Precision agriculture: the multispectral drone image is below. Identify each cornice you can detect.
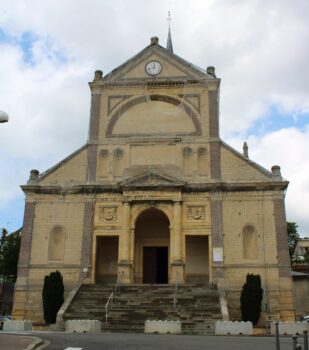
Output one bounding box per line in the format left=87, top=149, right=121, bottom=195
left=89, top=79, right=219, bottom=90
left=21, top=180, right=288, bottom=195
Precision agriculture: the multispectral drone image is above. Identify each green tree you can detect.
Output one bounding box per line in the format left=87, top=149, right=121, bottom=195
left=240, top=274, right=263, bottom=325
left=0, top=228, right=21, bottom=281
left=287, top=222, right=299, bottom=260
left=42, top=271, right=64, bottom=324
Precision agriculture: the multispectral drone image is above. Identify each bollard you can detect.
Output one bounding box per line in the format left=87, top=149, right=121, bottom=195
left=296, top=345, right=302, bottom=350
left=293, top=335, right=298, bottom=350
left=275, top=321, right=280, bottom=350
left=304, top=330, right=308, bottom=350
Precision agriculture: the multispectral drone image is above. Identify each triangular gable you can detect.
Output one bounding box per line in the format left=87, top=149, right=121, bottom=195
left=104, top=42, right=214, bottom=82
left=37, top=144, right=88, bottom=185
left=119, top=169, right=186, bottom=188
left=220, top=141, right=287, bottom=181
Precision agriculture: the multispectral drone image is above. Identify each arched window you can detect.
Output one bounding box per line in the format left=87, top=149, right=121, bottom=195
left=197, top=147, right=208, bottom=175
left=183, top=147, right=193, bottom=176
left=49, top=226, right=65, bottom=261
left=113, top=148, right=124, bottom=177
left=99, top=149, right=109, bottom=177
left=243, top=225, right=258, bottom=259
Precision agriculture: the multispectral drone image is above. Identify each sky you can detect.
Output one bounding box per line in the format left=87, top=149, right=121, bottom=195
left=0, top=0, right=309, bottom=236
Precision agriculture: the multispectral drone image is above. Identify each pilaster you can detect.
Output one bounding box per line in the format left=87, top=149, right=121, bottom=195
left=171, top=201, right=185, bottom=283
left=87, top=87, right=101, bottom=183
left=12, top=201, right=35, bottom=319
left=118, top=201, right=132, bottom=284
left=274, top=196, right=295, bottom=320
left=80, top=201, right=94, bottom=282
left=210, top=194, right=224, bottom=283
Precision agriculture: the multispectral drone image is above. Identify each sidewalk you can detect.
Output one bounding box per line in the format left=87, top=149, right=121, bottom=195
left=0, top=333, right=43, bottom=350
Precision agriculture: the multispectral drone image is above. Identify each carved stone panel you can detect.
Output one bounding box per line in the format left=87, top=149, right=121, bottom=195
left=187, top=206, right=205, bottom=221
left=99, top=206, right=118, bottom=222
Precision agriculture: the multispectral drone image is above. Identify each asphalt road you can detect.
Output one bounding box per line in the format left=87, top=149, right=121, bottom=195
left=29, top=331, right=302, bottom=350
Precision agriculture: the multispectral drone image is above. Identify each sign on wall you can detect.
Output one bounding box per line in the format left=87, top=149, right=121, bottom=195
left=213, top=247, right=223, bottom=262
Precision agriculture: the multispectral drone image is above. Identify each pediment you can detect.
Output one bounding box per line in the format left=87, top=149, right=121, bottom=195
left=104, top=42, right=212, bottom=82
left=119, top=170, right=186, bottom=188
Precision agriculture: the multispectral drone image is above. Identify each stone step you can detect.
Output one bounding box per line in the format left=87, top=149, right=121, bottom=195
left=64, top=283, right=222, bottom=335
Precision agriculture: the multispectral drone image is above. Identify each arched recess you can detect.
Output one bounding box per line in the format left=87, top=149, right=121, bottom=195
left=242, top=225, right=258, bottom=259
left=183, top=147, right=193, bottom=176
left=106, top=94, right=202, bottom=137
left=49, top=225, right=65, bottom=262
left=99, top=149, right=109, bottom=177
left=197, top=147, right=208, bottom=176
left=112, top=148, right=124, bottom=177
left=133, top=207, right=170, bottom=284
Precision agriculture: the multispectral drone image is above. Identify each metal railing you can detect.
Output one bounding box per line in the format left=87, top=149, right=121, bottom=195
left=105, top=270, right=124, bottom=323
left=173, top=271, right=179, bottom=309
left=104, top=291, right=114, bottom=323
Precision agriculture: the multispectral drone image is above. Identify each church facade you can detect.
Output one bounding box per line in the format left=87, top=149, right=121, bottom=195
left=13, top=36, right=294, bottom=322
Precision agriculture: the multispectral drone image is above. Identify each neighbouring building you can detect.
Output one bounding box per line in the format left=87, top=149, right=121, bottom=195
left=13, top=35, right=295, bottom=323
left=295, top=238, right=309, bottom=261
left=291, top=271, right=309, bottom=319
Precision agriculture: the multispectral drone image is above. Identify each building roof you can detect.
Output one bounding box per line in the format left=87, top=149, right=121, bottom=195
left=102, top=37, right=214, bottom=81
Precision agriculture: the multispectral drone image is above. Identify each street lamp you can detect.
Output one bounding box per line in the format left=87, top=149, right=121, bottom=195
left=0, top=110, right=9, bottom=123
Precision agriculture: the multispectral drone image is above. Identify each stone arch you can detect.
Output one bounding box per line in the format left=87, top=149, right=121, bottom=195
left=242, top=224, right=258, bottom=259
left=49, top=225, right=65, bottom=261
left=131, top=203, right=173, bottom=229
left=133, top=207, right=171, bottom=284
left=106, top=94, right=202, bottom=137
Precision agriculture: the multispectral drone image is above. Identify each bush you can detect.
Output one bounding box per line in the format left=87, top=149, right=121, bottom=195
left=42, top=271, right=64, bottom=324
left=240, top=274, right=263, bottom=325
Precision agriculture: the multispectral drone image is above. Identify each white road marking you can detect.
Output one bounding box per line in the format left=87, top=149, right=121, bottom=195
left=64, top=348, right=83, bottom=350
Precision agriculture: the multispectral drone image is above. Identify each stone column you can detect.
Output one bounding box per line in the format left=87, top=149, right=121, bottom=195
left=118, top=201, right=132, bottom=284
left=171, top=201, right=184, bottom=284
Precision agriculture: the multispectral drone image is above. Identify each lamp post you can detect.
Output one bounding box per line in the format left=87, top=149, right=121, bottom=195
left=0, top=111, right=9, bottom=123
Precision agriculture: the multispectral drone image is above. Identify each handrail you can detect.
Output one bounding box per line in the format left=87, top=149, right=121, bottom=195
left=105, top=270, right=124, bottom=323
left=173, top=271, right=179, bottom=309
left=105, top=291, right=114, bottom=323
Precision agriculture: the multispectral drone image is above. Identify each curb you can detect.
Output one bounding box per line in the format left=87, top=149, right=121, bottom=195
left=24, top=337, right=44, bottom=350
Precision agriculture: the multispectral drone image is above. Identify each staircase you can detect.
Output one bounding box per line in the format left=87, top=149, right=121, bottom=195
left=63, top=284, right=222, bottom=334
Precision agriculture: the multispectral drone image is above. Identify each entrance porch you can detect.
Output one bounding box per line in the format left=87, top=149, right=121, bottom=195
left=94, top=203, right=210, bottom=285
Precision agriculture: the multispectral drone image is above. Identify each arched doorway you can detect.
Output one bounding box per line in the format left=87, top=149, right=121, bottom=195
left=134, top=208, right=170, bottom=284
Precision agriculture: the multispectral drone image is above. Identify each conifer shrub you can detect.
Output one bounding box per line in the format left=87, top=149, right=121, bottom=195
left=240, top=273, right=263, bottom=325
left=42, top=270, right=64, bottom=324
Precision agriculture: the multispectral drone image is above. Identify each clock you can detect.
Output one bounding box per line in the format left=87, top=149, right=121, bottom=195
left=145, top=61, right=162, bottom=76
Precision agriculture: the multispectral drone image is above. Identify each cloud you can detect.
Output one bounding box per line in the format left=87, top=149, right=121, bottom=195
left=227, top=126, right=309, bottom=235
left=0, top=0, right=308, bottom=235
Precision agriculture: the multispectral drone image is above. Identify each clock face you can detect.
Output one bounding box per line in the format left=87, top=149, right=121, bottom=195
left=145, top=61, right=162, bottom=76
